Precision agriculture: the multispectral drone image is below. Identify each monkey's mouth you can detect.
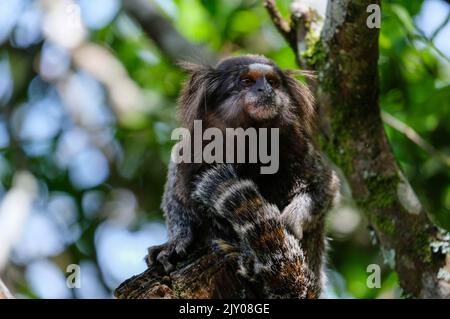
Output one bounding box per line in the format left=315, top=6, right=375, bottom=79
left=244, top=98, right=280, bottom=121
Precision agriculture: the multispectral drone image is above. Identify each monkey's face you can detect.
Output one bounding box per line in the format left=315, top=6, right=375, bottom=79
left=237, top=63, right=285, bottom=121
left=211, top=57, right=295, bottom=126
left=178, top=55, right=314, bottom=132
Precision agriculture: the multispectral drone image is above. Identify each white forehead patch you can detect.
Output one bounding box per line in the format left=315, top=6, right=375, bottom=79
left=248, top=63, right=273, bottom=73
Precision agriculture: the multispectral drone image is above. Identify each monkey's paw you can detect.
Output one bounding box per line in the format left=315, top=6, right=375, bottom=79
left=192, top=164, right=238, bottom=206
left=146, top=236, right=193, bottom=273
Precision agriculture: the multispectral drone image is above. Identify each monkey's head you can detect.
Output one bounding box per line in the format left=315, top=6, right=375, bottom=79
left=178, top=55, right=314, bottom=134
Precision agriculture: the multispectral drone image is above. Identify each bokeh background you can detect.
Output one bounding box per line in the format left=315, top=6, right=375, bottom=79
left=0, top=0, right=449, bottom=299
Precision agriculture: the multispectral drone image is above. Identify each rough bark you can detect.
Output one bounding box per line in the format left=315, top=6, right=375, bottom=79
left=273, top=0, right=450, bottom=298
left=114, top=247, right=256, bottom=299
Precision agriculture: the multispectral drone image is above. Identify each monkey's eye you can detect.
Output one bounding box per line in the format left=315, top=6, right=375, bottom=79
left=240, top=77, right=254, bottom=87
left=267, top=78, right=279, bottom=88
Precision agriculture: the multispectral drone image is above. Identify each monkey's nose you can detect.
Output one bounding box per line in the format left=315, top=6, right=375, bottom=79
left=255, top=78, right=273, bottom=95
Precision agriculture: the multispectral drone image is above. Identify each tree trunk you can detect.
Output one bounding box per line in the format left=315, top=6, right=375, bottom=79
left=281, top=0, right=450, bottom=298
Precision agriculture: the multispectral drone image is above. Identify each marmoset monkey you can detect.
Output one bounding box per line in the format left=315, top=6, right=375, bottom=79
left=147, top=55, right=340, bottom=298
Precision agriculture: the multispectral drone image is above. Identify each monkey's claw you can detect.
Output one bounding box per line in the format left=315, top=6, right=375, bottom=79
left=145, top=237, right=192, bottom=273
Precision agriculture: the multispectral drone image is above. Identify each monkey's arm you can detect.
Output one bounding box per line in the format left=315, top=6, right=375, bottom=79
left=281, top=161, right=340, bottom=241
left=279, top=150, right=340, bottom=291
left=193, top=165, right=316, bottom=298
left=147, top=161, right=200, bottom=272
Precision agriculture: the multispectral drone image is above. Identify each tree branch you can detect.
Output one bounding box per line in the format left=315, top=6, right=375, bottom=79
left=122, top=0, right=216, bottom=64
left=381, top=111, right=450, bottom=168
left=264, top=0, right=319, bottom=69
left=266, top=0, right=450, bottom=298
left=0, top=279, right=14, bottom=299
left=264, top=0, right=292, bottom=42
left=114, top=247, right=257, bottom=298
left=431, top=12, right=450, bottom=41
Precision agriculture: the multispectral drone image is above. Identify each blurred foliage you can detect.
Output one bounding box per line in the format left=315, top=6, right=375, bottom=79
left=0, top=0, right=448, bottom=299
left=380, top=1, right=450, bottom=230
